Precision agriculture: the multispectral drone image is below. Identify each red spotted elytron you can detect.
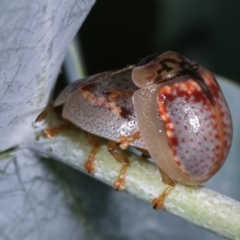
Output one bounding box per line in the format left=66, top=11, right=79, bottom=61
left=45, top=51, right=233, bottom=209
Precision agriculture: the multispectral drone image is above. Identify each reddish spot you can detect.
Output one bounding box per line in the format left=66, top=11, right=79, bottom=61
left=215, top=134, right=220, bottom=139
left=214, top=145, right=220, bottom=151
left=212, top=113, right=217, bottom=118
left=192, top=91, right=206, bottom=103
left=120, top=107, right=132, bottom=120
left=220, top=112, right=225, bottom=118
left=170, top=137, right=178, bottom=147
left=164, top=117, right=171, bottom=125
left=214, top=125, right=219, bottom=131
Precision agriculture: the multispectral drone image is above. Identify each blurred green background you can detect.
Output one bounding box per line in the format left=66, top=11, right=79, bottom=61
left=79, top=0, right=240, bottom=84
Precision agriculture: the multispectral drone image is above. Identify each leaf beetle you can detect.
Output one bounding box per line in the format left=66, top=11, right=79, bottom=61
left=44, top=51, right=233, bottom=209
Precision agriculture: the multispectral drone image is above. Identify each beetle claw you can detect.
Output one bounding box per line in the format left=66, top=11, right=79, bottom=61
left=114, top=174, right=126, bottom=191
left=84, top=158, right=96, bottom=174
left=152, top=198, right=164, bottom=210
left=152, top=185, right=173, bottom=210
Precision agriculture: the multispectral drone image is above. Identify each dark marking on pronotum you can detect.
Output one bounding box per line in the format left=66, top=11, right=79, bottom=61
left=120, top=107, right=132, bottom=120
left=157, top=59, right=176, bottom=74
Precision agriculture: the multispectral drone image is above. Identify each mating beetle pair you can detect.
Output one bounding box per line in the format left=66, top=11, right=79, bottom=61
left=44, top=51, right=233, bottom=209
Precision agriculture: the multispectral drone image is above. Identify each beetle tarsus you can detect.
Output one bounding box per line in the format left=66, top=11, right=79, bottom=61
left=108, top=140, right=130, bottom=190
left=84, top=132, right=100, bottom=174
left=114, top=166, right=128, bottom=191
left=152, top=169, right=175, bottom=210
left=44, top=122, right=69, bottom=138
left=84, top=146, right=98, bottom=174
left=118, top=131, right=141, bottom=149
left=152, top=185, right=173, bottom=210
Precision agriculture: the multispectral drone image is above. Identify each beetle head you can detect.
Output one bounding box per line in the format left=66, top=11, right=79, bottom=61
left=132, top=51, right=199, bottom=88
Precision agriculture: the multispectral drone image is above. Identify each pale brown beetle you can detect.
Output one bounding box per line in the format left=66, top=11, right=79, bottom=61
left=43, top=51, right=232, bottom=209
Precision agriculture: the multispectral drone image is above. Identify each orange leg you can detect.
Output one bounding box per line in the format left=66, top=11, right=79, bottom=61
left=44, top=121, right=69, bottom=138
left=35, top=104, right=55, bottom=123
left=35, top=109, right=49, bottom=123
left=152, top=169, right=175, bottom=210
left=118, top=131, right=141, bottom=149
left=84, top=132, right=100, bottom=174
left=108, top=140, right=130, bottom=191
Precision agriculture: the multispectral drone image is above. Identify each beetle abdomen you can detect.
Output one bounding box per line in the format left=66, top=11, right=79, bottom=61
left=158, top=67, right=232, bottom=181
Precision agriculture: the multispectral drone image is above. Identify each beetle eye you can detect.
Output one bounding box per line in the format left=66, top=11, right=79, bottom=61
left=137, top=51, right=163, bottom=66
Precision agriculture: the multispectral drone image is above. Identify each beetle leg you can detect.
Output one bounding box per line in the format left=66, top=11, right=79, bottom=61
left=108, top=140, right=130, bottom=191
left=108, top=89, right=133, bottom=101
left=36, top=105, right=64, bottom=123
left=44, top=121, right=69, bottom=138
left=118, top=131, right=141, bottom=149
left=35, top=108, right=50, bottom=123
left=84, top=131, right=100, bottom=174
left=152, top=168, right=175, bottom=210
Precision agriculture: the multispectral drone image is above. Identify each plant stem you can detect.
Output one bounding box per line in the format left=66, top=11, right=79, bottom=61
left=27, top=111, right=240, bottom=240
